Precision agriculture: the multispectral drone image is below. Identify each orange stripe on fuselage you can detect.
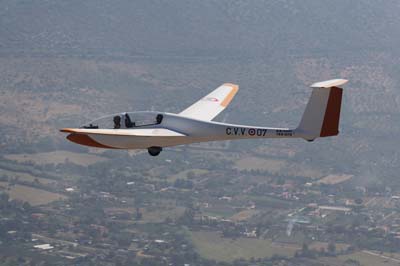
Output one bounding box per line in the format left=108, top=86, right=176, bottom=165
left=220, top=83, right=239, bottom=107
left=66, top=133, right=117, bottom=149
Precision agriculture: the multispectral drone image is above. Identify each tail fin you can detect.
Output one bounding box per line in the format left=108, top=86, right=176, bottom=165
left=297, top=79, right=348, bottom=141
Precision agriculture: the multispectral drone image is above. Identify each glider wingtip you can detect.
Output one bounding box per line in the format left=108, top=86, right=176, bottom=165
left=223, top=83, right=239, bottom=91
left=60, top=128, right=76, bottom=133
left=220, top=83, right=239, bottom=107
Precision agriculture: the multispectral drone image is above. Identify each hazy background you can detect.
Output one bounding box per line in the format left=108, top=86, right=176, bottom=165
left=1, top=1, right=400, bottom=265
left=1, top=0, right=398, bottom=186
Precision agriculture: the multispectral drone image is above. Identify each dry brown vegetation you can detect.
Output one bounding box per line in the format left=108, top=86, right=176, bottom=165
left=5, top=151, right=107, bottom=166
left=0, top=182, right=66, bottom=206
left=316, top=174, right=353, bottom=185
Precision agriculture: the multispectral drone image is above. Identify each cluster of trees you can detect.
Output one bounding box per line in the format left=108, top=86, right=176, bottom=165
left=295, top=242, right=337, bottom=258
left=173, top=178, right=193, bottom=189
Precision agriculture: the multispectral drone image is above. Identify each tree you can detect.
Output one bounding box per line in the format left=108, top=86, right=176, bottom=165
left=355, top=198, right=363, bottom=205
left=22, top=202, right=32, bottom=212
left=343, top=258, right=361, bottom=266
left=114, top=232, right=132, bottom=248
left=328, top=241, right=336, bottom=255
left=179, top=208, right=195, bottom=225
left=302, top=243, right=309, bottom=253
left=319, top=247, right=326, bottom=255
left=135, top=207, right=142, bottom=220
left=0, top=193, right=9, bottom=209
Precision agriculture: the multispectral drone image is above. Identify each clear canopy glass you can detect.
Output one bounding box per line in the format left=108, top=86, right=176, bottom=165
left=80, top=111, right=163, bottom=129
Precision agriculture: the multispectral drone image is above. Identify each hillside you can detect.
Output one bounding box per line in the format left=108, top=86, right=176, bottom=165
left=0, top=1, right=399, bottom=186
left=0, top=1, right=399, bottom=57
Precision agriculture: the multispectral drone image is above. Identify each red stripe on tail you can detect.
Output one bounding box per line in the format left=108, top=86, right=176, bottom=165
left=320, top=87, right=343, bottom=137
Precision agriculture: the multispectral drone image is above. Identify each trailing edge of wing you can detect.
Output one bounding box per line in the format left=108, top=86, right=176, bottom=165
left=179, top=83, right=239, bottom=121
left=60, top=128, right=186, bottom=137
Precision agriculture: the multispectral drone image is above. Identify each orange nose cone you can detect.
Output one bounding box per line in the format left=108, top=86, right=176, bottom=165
left=66, top=133, right=114, bottom=149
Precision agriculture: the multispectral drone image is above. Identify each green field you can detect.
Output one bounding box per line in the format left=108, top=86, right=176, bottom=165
left=338, top=251, right=400, bottom=266
left=141, top=206, right=186, bottom=223
left=318, top=251, right=400, bottom=266
left=190, top=230, right=297, bottom=262
left=0, top=168, right=55, bottom=185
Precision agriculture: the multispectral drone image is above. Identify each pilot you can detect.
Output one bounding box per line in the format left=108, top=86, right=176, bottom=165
left=113, top=115, right=121, bottom=129
left=125, top=113, right=134, bottom=128
left=156, top=114, right=163, bottom=124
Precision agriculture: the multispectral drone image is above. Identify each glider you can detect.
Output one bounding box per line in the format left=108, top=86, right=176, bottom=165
left=60, top=79, right=348, bottom=156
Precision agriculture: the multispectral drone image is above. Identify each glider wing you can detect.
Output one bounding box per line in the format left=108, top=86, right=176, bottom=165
left=179, top=83, right=239, bottom=121
left=60, top=128, right=186, bottom=137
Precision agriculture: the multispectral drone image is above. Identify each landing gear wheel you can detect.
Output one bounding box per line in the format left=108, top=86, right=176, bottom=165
left=148, top=146, right=162, bottom=156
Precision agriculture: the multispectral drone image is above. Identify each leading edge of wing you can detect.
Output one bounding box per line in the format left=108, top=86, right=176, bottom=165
left=60, top=128, right=186, bottom=137
left=179, top=83, right=239, bottom=121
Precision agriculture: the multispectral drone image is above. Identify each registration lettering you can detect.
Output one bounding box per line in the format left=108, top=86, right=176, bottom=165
left=276, top=130, right=293, bottom=136
left=226, top=127, right=267, bottom=136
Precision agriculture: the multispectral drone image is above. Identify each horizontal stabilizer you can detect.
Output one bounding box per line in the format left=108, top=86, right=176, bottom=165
left=311, top=79, right=348, bottom=88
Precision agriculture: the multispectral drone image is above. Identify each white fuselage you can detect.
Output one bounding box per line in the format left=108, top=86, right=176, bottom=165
left=85, top=112, right=305, bottom=149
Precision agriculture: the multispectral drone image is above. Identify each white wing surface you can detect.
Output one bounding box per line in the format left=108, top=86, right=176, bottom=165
left=179, top=83, right=239, bottom=121
left=60, top=128, right=186, bottom=137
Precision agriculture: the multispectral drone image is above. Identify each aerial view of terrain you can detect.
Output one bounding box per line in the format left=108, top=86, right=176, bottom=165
left=1, top=1, right=400, bottom=265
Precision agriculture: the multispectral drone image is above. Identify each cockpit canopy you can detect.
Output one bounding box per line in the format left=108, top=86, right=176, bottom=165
left=81, top=111, right=163, bottom=129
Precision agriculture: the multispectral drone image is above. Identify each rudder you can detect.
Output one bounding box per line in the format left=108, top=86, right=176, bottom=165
left=297, top=79, right=347, bottom=141
left=320, top=86, right=343, bottom=137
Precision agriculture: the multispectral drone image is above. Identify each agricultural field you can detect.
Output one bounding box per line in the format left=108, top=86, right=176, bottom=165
left=234, top=156, right=324, bottom=178
left=316, top=174, right=353, bottom=185
left=319, top=251, right=400, bottom=266
left=141, top=206, right=186, bottom=223
left=308, top=242, right=350, bottom=253
left=230, top=210, right=258, bottom=222
left=235, top=157, right=287, bottom=173
left=168, top=169, right=209, bottom=182
left=5, top=151, right=108, bottom=166
left=190, top=230, right=298, bottom=262
left=0, top=182, right=66, bottom=206
left=0, top=168, right=55, bottom=185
